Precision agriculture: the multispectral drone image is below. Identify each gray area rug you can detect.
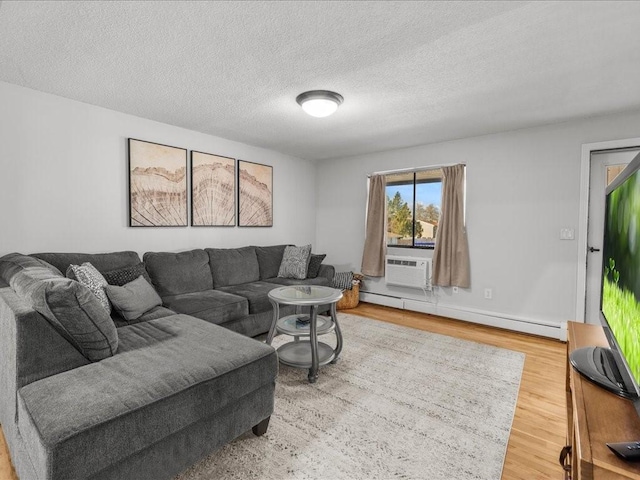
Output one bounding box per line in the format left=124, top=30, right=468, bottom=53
left=176, top=314, right=525, bottom=480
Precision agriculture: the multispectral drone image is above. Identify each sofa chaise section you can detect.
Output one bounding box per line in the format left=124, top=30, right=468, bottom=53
left=16, top=314, right=277, bottom=480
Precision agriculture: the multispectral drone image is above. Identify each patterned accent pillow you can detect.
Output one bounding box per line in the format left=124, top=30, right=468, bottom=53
left=306, top=253, right=326, bottom=279
left=102, top=263, right=153, bottom=287
left=332, top=271, right=354, bottom=290
left=68, top=262, right=111, bottom=313
left=277, top=244, right=312, bottom=280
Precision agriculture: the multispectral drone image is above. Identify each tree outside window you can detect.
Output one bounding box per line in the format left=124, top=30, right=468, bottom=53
left=385, top=169, right=442, bottom=248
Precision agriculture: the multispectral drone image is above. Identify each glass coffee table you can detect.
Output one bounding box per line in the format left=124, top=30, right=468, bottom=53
left=267, top=285, right=343, bottom=383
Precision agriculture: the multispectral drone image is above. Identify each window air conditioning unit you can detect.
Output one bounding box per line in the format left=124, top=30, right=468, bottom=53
left=385, top=256, right=432, bottom=290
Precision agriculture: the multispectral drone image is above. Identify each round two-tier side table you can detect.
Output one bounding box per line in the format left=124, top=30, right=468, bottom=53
left=267, top=285, right=343, bottom=383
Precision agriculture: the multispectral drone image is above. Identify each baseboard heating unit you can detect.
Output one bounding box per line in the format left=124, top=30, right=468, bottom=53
left=385, top=256, right=432, bottom=290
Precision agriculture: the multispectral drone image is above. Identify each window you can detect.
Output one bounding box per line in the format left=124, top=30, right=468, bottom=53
left=386, top=169, right=442, bottom=249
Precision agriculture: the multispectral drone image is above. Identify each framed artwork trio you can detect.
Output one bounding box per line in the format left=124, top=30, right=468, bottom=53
left=128, top=138, right=273, bottom=228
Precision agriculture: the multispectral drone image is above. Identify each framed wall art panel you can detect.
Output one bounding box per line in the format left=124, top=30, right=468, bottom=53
left=237, top=160, right=273, bottom=227
left=191, top=151, right=236, bottom=226
left=128, top=138, right=188, bottom=227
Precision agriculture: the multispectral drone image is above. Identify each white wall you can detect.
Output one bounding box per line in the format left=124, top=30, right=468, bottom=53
left=0, top=81, right=317, bottom=257
left=316, top=109, right=640, bottom=338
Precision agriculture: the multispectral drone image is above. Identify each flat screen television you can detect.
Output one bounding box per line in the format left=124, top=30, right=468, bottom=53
left=571, top=151, right=640, bottom=407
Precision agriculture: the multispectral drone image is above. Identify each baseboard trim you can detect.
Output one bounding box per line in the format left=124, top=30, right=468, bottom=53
left=359, top=292, right=566, bottom=340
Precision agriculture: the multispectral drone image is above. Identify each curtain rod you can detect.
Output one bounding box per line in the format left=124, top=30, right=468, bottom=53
left=367, top=162, right=466, bottom=178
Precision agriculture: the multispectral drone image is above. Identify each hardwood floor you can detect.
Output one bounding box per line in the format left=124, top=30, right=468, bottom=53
left=0, top=426, right=17, bottom=480
left=0, top=302, right=566, bottom=480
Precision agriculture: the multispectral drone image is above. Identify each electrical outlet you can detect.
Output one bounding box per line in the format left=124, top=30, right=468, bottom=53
left=452, top=286, right=459, bottom=294
left=560, top=228, right=575, bottom=240
left=484, top=288, right=492, bottom=299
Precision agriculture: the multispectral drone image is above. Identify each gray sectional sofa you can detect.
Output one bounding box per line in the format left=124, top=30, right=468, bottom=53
left=0, top=245, right=334, bottom=480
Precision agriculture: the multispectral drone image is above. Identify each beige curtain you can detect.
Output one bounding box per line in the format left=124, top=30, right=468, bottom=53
left=361, top=175, right=387, bottom=277
left=432, top=164, right=470, bottom=287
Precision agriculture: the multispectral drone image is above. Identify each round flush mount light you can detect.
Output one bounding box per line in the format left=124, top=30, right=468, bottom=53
left=296, top=90, right=344, bottom=118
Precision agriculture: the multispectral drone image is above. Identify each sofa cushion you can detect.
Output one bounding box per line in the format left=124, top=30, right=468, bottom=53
left=144, top=249, right=213, bottom=297
left=32, top=251, right=141, bottom=277
left=10, top=266, right=118, bottom=361
left=206, top=246, right=260, bottom=287
left=0, top=252, right=62, bottom=285
left=278, top=244, right=312, bottom=279
left=254, top=245, right=288, bottom=280
left=17, top=314, right=277, bottom=480
left=102, top=262, right=153, bottom=286
left=306, top=253, right=327, bottom=278
left=218, top=281, right=283, bottom=314
left=110, top=305, right=176, bottom=328
left=162, top=289, right=248, bottom=325
left=68, top=262, right=111, bottom=313
left=266, top=276, right=331, bottom=287
left=105, top=276, right=163, bottom=321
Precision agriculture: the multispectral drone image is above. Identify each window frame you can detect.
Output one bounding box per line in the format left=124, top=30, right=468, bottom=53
left=385, top=170, right=442, bottom=250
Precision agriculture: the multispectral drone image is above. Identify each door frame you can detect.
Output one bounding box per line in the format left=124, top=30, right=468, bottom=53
left=576, top=137, right=640, bottom=322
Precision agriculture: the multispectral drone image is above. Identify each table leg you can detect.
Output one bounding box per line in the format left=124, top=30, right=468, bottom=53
left=266, top=299, right=279, bottom=345
left=308, top=305, right=319, bottom=383
left=330, top=301, right=343, bottom=363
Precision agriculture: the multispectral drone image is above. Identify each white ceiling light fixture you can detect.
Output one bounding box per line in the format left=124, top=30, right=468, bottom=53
left=296, top=90, right=344, bottom=118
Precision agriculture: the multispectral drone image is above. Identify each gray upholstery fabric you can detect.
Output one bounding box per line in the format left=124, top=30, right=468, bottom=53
left=17, top=315, right=277, bottom=480
left=144, top=249, right=213, bottom=297
left=0, top=252, right=62, bottom=285
left=218, top=281, right=283, bottom=314
left=10, top=266, right=118, bottom=361
left=254, top=245, right=288, bottom=280
left=278, top=244, right=312, bottom=279
left=221, top=305, right=294, bottom=337
left=110, top=305, right=175, bottom=328
left=266, top=276, right=331, bottom=287
left=92, top=383, right=274, bottom=480
left=317, top=264, right=336, bottom=283
left=105, top=276, right=162, bottom=321
left=32, top=251, right=141, bottom=277
left=0, top=287, right=90, bottom=390
left=162, top=289, right=248, bottom=325
left=206, top=246, right=260, bottom=287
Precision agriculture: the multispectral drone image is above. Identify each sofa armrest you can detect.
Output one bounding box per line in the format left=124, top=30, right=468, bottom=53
left=317, top=264, right=335, bottom=284
left=0, top=288, right=89, bottom=390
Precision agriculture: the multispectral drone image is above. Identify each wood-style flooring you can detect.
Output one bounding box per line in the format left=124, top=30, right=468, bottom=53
left=0, top=302, right=566, bottom=480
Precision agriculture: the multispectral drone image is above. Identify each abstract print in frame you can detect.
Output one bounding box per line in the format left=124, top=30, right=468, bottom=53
left=238, top=160, right=273, bottom=227
left=128, top=138, right=188, bottom=227
left=191, top=151, right=235, bottom=226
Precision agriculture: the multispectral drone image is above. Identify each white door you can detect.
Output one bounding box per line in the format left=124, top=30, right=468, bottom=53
left=585, top=149, right=639, bottom=324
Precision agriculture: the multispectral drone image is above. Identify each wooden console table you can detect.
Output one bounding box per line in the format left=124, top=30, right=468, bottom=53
left=565, top=321, right=640, bottom=479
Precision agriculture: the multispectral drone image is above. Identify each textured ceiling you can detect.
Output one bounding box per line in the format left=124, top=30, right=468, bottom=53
left=1, top=1, right=640, bottom=161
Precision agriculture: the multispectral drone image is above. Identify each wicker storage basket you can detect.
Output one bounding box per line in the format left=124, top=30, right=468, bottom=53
left=336, top=283, right=360, bottom=310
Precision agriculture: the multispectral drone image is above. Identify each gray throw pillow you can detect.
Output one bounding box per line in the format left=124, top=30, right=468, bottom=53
left=105, top=275, right=162, bottom=321
left=306, top=253, right=326, bottom=278
left=278, top=244, right=312, bottom=280
left=10, top=266, right=118, bottom=361
left=68, top=262, right=111, bottom=314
